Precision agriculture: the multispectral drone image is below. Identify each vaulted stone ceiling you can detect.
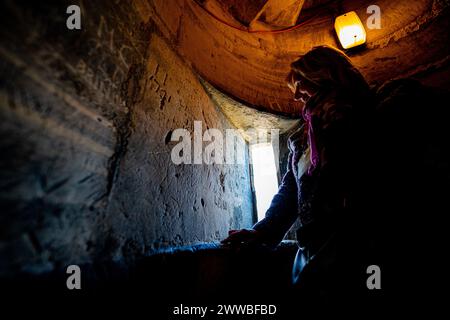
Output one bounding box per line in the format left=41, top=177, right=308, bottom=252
left=212, top=0, right=336, bottom=26
left=147, top=0, right=449, bottom=117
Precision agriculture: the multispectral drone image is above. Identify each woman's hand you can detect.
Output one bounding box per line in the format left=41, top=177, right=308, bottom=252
left=220, top=229, right=264, bottom=248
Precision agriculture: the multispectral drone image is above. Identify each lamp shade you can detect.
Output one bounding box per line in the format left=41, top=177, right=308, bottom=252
left=334, top=11, right=366, bottom=49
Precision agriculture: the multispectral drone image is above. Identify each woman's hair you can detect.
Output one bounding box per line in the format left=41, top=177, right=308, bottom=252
left=288, top=45, right=370, bottom=99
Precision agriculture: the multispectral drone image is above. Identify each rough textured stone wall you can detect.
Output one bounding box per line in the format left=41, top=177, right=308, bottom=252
left=0, top=0, right=254, bottom=276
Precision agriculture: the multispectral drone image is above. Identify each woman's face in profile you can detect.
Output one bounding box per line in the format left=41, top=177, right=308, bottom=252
left=288, top=74, right=318, bottom=104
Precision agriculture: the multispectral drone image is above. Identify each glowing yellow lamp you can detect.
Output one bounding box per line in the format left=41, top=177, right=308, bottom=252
left=334, top=11, right=366, bottom=49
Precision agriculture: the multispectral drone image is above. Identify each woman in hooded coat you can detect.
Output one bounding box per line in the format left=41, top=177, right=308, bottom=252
left=223, top=45, right=376, bottom=302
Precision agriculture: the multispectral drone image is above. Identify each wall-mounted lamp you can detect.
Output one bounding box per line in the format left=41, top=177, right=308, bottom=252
left=334, top=11, right=366, bottom=49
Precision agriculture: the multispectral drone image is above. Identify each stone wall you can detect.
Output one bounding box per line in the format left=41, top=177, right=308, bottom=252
left=0, top=0, right=254, bottom=276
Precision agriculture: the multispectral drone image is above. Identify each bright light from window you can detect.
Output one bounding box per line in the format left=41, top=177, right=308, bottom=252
left=250, top=143, right=279, bottom=222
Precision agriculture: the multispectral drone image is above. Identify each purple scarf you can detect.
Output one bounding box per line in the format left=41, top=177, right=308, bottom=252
left=302, top=107, right=319, bottom=175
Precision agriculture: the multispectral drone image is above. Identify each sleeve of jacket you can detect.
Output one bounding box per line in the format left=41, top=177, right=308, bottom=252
left=252, top=151, right=299, bottom=247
